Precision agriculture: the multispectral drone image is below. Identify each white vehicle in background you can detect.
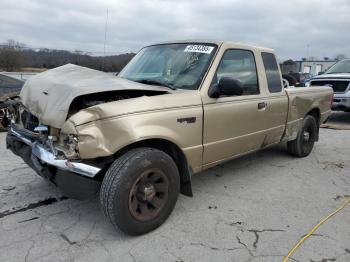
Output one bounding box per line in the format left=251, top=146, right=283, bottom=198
left=309, top=59, right=350, bottom=112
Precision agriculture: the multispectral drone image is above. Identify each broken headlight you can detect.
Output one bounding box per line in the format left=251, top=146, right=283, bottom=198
left=63, top=134, right=79, bottom=152
left=53, top=133, right=80, bottom=159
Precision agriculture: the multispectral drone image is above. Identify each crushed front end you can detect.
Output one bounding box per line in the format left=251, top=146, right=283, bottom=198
left=5, top=64, right=173, bottom=200
left=6, top=106, right=102, bottom=200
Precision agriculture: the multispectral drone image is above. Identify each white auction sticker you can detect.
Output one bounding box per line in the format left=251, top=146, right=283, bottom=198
left=184, top=45, right=214, bottom=54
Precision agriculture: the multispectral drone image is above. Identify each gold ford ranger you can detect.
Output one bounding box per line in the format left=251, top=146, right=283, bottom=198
left=6, top=40, right=333, bottom=235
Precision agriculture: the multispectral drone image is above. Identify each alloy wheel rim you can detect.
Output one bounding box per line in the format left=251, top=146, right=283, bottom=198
left=128, top=168, right=169, bottom=221
left=302, top=125, right=314, bottom=153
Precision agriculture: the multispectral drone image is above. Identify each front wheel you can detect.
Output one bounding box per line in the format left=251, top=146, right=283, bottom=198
left=287, top=115, right=318, bottom=157
left=100, top=148, right=180, bottom=235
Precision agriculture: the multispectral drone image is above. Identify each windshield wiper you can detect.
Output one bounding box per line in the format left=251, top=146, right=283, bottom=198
left=135, top=79, right=176, bottom=90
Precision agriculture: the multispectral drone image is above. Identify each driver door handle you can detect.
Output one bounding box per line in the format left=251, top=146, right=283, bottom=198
left=258, top=102, right=267, bottom=110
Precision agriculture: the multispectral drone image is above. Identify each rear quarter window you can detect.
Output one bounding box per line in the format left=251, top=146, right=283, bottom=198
left=261, top=52, right=282, bottom=93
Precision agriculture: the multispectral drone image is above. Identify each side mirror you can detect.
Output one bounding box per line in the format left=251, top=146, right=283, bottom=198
left=208, top=77, right=243, bottom=98
left=318, top=71, right=324, bottom=75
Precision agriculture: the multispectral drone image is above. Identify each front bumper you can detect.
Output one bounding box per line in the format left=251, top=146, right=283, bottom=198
left=6, top=125, right=102, bottom=199
left=332, top=96, right=350, bottom=111
left=9, top=125, right=101, bottom=177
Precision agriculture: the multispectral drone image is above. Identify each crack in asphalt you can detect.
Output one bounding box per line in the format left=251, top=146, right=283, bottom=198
left=60, top=233, right=77, bottom=245
left=0, top=196, right=68, bottom=218
left=2, top=186, right=16, bottom=192
left=236, top=236, right=254, bottom=257
left=189, top=242, right=243, bottom=252
left=24, top=240, right=35, bottom=262
left=321, top=161, right=345, bottom=170
left=309, top=248, right=350, bottom=262
left=229, top=221, right=244, bottom=226
left=1, top=166, right=30, bottom=174
left=333, top=194, right=350, bottom=201
left=18, top=216, right=39, bottom=223
left=190, top=242, right=219, bottom=250
left=247, top=229, right=285, bottom=249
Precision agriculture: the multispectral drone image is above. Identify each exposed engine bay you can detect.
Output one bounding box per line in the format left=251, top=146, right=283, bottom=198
left=68, top=89, right=167, bottom=117
left=0, top=98, right=20, bottom=130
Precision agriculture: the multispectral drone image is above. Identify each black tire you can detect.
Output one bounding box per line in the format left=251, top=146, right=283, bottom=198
left=282, top=74, right=297, bottom=86
left=287, top=115, right=318, bottom=157
left=100, top=147, right=180, bottom=235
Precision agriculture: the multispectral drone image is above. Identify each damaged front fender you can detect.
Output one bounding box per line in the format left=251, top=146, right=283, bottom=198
left=61, top=91, right=204, bottom=172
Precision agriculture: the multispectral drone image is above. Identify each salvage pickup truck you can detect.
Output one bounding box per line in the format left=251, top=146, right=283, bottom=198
left=6, top=40, right=333, bottom=235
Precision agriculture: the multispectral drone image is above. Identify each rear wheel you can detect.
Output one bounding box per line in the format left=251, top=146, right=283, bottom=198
left=282, top=74, right=297, bottom=87
left=287, top=115, right=318, bottom=157
left=100, top=147, right=180, bottom=235
left=282, top=78, right=289, bottom=88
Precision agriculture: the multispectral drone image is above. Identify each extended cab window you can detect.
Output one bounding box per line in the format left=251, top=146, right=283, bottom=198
left=213, top=49, right=259, bottom=95
left=261, top=52, right=282, bottom=93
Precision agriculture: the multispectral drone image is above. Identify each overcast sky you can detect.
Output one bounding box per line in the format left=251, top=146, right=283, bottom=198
left=1, top=0, right=349, bottom=60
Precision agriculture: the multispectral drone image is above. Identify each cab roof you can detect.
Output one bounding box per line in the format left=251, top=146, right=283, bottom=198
left=148, top=39, right=275, bottom=53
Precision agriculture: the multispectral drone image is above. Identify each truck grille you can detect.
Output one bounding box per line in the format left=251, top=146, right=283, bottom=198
left=21, top=110, right=39, bottom=132
left=310, top=80, right=349, bottom=93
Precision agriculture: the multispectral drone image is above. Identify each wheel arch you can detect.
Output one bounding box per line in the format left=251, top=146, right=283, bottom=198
left=305, top=107, right=321, bottom=141
left=112, top=138, right=193, bottom=197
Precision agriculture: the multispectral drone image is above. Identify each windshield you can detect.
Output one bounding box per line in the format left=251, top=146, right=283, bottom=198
left=326, top=59, right=350, bottom=74
left=119, top=43, right=217, bottom=90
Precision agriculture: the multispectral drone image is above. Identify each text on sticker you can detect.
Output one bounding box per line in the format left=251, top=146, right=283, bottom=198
left=184, top=45, right=214, bottom=54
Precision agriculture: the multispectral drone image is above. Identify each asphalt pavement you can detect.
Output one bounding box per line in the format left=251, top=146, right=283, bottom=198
left=0, top=112, right=349, bottom=262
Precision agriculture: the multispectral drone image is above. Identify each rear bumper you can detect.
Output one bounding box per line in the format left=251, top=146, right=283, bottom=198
left=6, top=126, right=102, bottom=199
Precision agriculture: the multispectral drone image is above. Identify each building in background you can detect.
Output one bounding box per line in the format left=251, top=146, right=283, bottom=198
left=280, top=58, right=337, bottom=76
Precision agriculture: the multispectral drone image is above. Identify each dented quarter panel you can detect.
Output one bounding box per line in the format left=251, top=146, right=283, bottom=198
left=284, top=86, right=333, bottom=140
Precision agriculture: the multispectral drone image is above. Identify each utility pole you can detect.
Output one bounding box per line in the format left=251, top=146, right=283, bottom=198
left=102, top=8, right=109, bottom=71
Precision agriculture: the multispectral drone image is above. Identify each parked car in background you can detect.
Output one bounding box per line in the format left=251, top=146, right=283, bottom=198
left=309, top=59, right=350, bottom=112
left=0, top=74, right=24, bottom=130
left=282, top=72, right=312, bottom=87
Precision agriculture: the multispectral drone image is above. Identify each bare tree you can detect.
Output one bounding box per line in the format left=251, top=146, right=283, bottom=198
left=74, top=50, right=84, bottom=65
left=0, top=39, right=134, bottom=72
left=0, top=40, right=25, bottom=71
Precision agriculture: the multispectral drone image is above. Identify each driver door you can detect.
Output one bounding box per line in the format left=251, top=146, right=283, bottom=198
left=202, top=48, right=268, bottom=167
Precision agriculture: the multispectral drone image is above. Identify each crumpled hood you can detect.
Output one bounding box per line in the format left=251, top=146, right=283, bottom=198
left=20, top=64, right=170, bottom=128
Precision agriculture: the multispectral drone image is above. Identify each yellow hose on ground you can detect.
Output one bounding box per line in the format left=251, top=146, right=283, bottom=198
left=283, top=197, right=350, bottom=262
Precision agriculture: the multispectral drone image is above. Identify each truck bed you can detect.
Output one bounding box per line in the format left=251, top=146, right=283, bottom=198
left=284, top=86, right=333, bottom=141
